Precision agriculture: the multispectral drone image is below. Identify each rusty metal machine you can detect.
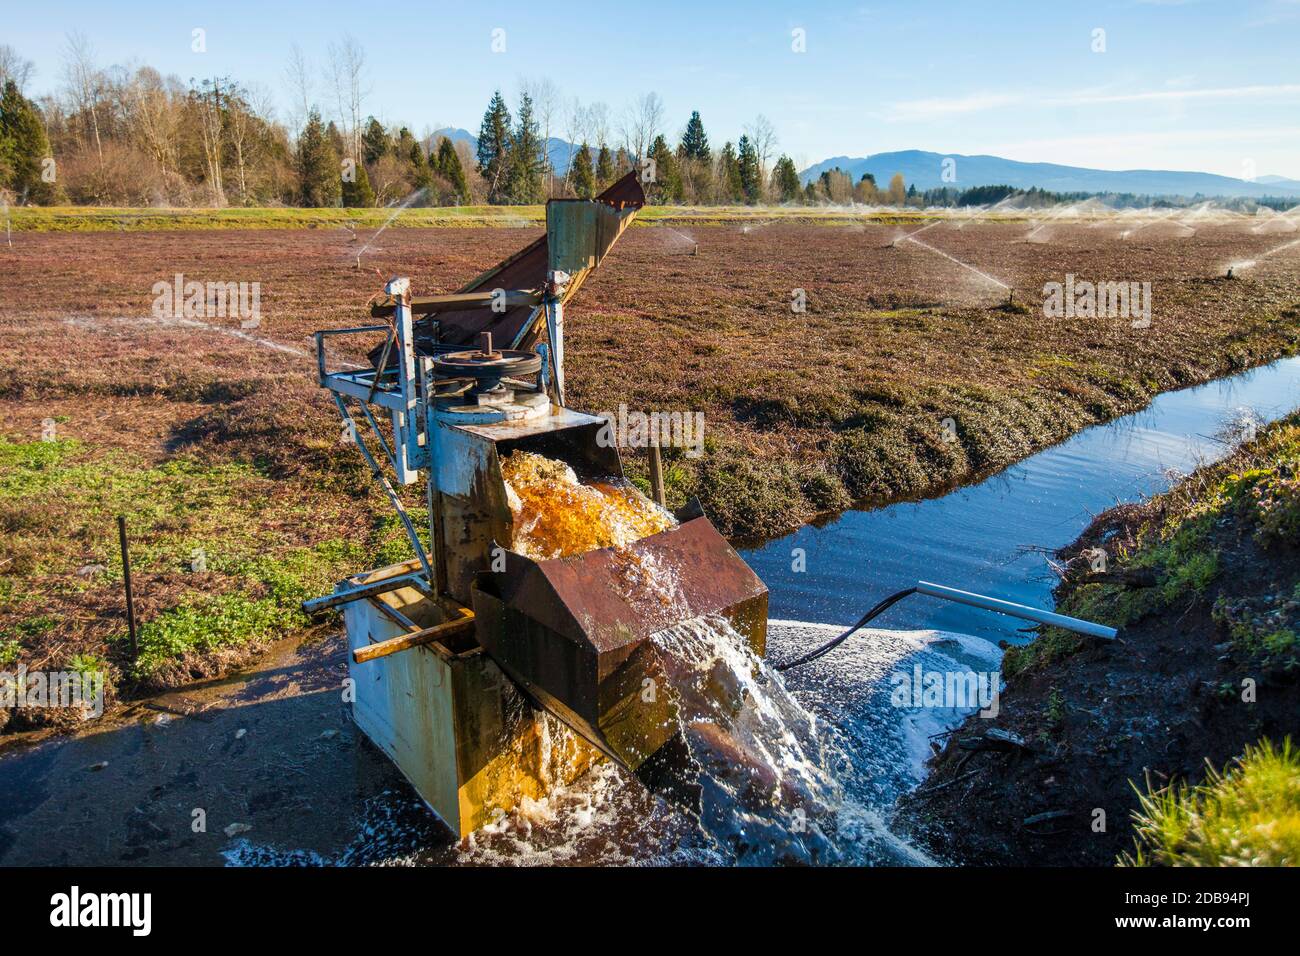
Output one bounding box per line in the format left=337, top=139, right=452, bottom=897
left=303, top=174, right=767, bottom=836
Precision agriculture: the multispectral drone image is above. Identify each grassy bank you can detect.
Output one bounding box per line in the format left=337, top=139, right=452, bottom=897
left=6, top=203, right=974, bottom=233
left=899, top=413, right=1300, bottom=865
left=0, top=432, right=414, bottom=733
left=1122, top=737, right=1299, bottom=866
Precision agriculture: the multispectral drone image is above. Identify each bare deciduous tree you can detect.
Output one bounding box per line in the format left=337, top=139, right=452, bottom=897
left=63, top=31, right=105, bottom=167
left=0, top=44, right=35, bottom=92
left=227, top=85, right=267, bottom=205
left=744, top=114, right=778, bottom=200
left=620, top=92, right=663, bottom=163
left=193, top=77, right=227, bottom=205
left=285, top=43, right=313, bottom=136
left=520, top=76, right=561, bottom=194
left=561, top=96, right=588, bottom=193
left=588, top=101, right=610, bottom=149
left=123, top=66, right=183, bottom=181
left=326, top=35, right=367, bottom=164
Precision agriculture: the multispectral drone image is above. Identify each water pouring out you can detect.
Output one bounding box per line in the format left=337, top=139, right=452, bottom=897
left=501, top=450, right=676, bottom=560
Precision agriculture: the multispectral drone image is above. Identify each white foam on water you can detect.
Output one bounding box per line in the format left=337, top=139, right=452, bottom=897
left=230, top=618, right=1004, bottom=866
left=447, top=617, right=1004, bottom=866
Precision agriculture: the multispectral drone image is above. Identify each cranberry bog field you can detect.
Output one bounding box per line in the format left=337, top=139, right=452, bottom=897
left=1, top=214, right=1299, bottom=728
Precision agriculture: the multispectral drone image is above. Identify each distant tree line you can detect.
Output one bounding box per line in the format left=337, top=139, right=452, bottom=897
left=1, top=39, right=1294, bottom=212
left=0, top=35, right=819, bottom=210
left=805, top=168, right=1298, bottom=212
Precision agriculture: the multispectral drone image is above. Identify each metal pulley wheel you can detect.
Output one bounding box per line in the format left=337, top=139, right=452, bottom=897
left=430, top=333, right=543, bottom=406
left=431, top=332, right=542, bottom=384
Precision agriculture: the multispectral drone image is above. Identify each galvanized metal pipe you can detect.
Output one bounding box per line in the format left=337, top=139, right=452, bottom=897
left=301, top=570, right=430, bottom=616
left=916, top=580, right=1118, bottom=640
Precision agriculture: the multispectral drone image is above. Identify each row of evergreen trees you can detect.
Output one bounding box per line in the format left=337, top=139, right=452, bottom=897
left=293, top=108, right=473, bottom=208
left=0, top=80, right=59, bottom=203
left=473, top=96, right=808, bottom=206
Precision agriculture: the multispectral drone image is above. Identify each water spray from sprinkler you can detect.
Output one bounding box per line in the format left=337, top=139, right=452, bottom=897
left=354, top=187, right=429, bottom=268
left=1223, top=236, right=1299, bottom=278
left=901, top=233, right=1012, bottom=294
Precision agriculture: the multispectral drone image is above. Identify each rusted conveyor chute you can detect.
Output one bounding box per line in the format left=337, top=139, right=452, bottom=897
left=366, top=172, right=646, bottom=405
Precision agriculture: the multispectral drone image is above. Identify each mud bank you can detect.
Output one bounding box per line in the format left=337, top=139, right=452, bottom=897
left=895, top=413, right=1300, bottom=865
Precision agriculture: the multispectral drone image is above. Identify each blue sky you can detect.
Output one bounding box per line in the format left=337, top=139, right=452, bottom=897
left=8, top=0, right=1300, bottom=177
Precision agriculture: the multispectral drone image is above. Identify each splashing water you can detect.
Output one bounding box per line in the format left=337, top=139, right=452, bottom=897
left=651, top=224, right=699, bottom=254
left=900, top=234, right=1011, bottom=293
left=442, top=451, right=957, bottom=865
left=497, top=451, right=862, bottom=862
left=649, top=614, right=848, bottom=864
left=1225, top=235, right=1300, bottom=276
left=353, top=187, right=429, bottom=264
left=500, top=450, right=676, bottom=559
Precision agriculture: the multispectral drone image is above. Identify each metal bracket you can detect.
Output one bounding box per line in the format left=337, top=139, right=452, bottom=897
left=333, top=392, right=435, bottom=587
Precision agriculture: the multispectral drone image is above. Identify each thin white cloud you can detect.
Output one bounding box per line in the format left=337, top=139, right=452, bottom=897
left=990, top=127, right=1300, bottom=153
left=1049, top=83, right=1300, bottom=105
left=976, top=127, right=1300, bottom=178
left=886, top=83, right=1300, bottom=120
left=886, top=92, right=1022, bottom=121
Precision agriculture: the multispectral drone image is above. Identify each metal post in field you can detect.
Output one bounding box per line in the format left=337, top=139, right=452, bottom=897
left=117, top=515, right=138, bottom=659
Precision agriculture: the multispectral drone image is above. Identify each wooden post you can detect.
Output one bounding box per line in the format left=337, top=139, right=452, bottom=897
left=648, top=444, right=666, bottom=508
left=352, top=609, right=476, bottom=664
left=117, top=515, right=138, bottom=659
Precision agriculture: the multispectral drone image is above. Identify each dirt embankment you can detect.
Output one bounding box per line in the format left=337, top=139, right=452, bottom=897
left=896, top=415, right=1300, bottom=865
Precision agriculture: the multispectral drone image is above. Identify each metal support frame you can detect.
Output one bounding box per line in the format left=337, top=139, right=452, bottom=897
left=333, top=392, right=435, bottom=587
left=543, top=294, right=565, bottom=406
left=418, top=357, right=449, bottom=597
left=302, top=569, right=432, bottom=616
left=315, top=274, right=560, bottom=602
left=392, top=283, right=424, bottom=483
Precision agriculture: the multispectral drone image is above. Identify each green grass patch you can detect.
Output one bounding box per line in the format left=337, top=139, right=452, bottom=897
left=0, top=437, right=82, bottom=498
left=129, top=593, right=297, bottom=679
left=0, top=432, right=388, bottom=684
left=7, top=204, right=1014, bottom=234
left=65, top=653, right=109, bottom=705
left=0, top=435, right=296, bottom=577
left=127, top=537, right=364, bottom=679
left=1122, top=737, right=1300, bottom=866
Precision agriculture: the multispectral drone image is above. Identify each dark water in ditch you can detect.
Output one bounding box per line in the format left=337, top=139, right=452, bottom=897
left=748, top=354, right=1300, bottom=645
left=2, top=357, right=1298, bottom=867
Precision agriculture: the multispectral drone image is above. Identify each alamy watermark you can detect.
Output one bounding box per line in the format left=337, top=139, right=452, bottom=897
left=596, top=403, right=706, bottom=458
left=1, top=665, right=104, bottom=719
left=891, top=665, right=1001, bottom=718
left=50, top=886, right=150, bottom=936
left=1043, top=274, right=1151, bottom=328
left=151, top=273, right=262, bottom=328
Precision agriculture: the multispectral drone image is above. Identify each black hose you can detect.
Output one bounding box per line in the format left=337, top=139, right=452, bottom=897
left=773, top=587, right=918, bottom=671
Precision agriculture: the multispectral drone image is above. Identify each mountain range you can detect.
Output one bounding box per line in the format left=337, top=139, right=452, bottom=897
left=434, top=127, right=581, bottom=180
left=799, top=149, right=1300, bottom=198
left=432, top=130, right=1300, bottom=200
